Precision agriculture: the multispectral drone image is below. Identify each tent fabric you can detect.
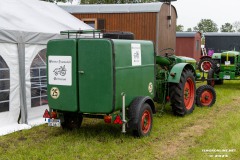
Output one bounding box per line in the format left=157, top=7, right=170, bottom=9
left=0, top=0, right=92, bottom=33
left=0, top=0, right=92, bottom=136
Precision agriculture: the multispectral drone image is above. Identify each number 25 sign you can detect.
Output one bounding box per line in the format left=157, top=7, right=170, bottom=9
left=50, top=87, right=60, bottom=99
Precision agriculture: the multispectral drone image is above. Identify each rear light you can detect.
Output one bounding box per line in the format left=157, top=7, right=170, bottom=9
left=51, top=111, right=57, bottom=119
left=43, top=109, right=51, bottom=119
left=166, top=96, right=170, bottom=101
left=113, top=115, right=123, bottom=125
left=104, top=115, right=112, bottom=123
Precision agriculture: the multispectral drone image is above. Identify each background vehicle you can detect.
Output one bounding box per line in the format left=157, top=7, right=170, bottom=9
left=44, top=30, right=216, bottom=137
left=207, top=51, right=240, bottom=86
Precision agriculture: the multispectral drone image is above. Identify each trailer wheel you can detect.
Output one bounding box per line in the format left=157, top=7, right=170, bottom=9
left=170, top=69, right=196, bottom=116
left=196, top=85, right=216, bottom=107
left=207, top=68, right=216, bottom=87
left=128, top=97, right=154, bottom=137
left=198, top=57, right=213, bottom=72
left=61, top=112, right=83, bottom=130
left=133, top=103, right=153, bottom=137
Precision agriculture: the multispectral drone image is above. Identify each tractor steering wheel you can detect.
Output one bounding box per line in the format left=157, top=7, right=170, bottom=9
left=159, top=48, right=175, bottom=57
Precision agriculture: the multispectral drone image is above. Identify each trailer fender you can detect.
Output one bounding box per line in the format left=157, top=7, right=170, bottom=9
left=127, top=96, right=155, bottom=130
left=168, top=63, right=196, bottom=83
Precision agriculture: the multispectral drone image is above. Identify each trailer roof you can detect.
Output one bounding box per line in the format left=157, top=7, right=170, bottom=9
left=205, top=32, right=240, bottom=37
left=59, top=2, right=164, bottom=14
left=176, top=32, right=201, bottom=37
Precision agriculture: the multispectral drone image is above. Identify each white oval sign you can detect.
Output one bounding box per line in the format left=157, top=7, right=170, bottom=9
left=50, top=87, right=60, bottom=99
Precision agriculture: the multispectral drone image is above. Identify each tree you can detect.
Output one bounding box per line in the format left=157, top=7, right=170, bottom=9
left=193, top=19, right=218, bottom=33
left=220, top=23, right=234, bottom=32
left=232, top=21, right=240, bottom=32
left=176, top=25, right=184, bottom=32
left=186, top=28, right=192, bottom=32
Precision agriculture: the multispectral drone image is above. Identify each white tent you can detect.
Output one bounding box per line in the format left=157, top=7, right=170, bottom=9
left=0, top=0, right=92, bottom=136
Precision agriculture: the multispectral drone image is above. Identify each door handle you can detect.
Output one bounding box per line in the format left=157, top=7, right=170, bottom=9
left=79, top=71, right=84, bottom=74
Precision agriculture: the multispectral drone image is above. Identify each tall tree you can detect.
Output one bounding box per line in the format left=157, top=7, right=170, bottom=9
left=193, top=19, right=218, bottom=33
left=232, top=21, right=240, bottom=32
left=220, top=23, right=234, bottom=32
left=176, top=24, right=184, bottom=32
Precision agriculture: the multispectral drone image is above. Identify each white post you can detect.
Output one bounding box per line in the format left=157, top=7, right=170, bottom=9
left=121, top=92, right=126, bottom=133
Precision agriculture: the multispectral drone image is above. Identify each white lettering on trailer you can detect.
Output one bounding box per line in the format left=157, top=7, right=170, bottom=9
left=48, top=56, right=72, bottom=86
left=131, top=43, right=142, bottom=66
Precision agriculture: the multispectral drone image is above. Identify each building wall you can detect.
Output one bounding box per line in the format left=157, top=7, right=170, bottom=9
left=73, top=12, right=157, bottom=42
left=176, top=33, right=201, bottom=60
left=71, top=4, right=177, bottom=53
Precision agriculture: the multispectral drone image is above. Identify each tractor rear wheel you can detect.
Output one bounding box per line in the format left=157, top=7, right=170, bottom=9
left=61, top=112, right=83, bottom=130
left=198, top=57, right=213, bottom=72
left=196, top=85, right=216, bottom=107
left=170, top=69, right=196, bottom=116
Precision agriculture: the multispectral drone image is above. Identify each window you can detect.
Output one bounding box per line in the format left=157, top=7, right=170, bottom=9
left=81, top=18, right=105, bottom=30
left=30, top=49, right=48, bottom=107
left=0, top=55, right=10, bottom=112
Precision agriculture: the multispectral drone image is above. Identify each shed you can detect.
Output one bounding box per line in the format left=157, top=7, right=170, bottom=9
left=176, top=32, right=202, bottom=60
left=60, top=2, right=178, bottom=53
left=205, top=32, right=240, bottom=53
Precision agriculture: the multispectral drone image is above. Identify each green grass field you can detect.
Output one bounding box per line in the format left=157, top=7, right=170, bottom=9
left=0, top=81, right=240, bottom=160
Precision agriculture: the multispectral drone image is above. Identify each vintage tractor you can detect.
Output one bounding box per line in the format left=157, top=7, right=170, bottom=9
left=44, top=30, right=216, bottom=137
left=207, top=51, right=240, bottom=86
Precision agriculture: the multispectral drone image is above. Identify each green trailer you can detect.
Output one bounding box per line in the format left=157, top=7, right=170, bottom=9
left=44, top=30, right=216, bottom=137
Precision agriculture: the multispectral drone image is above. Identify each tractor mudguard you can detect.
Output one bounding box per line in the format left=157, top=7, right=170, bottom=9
left=200, top=55, right=212, bottom=59
left=127, top=96, right=155, bottom=129
left=168, top=63, right=196, bottom=83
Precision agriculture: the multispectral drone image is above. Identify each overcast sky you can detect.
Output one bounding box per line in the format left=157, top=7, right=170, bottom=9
left=173, top=0, right=240, bottom=30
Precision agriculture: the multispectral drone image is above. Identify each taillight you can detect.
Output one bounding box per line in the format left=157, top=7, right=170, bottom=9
left=113, top=115, right=123, bottom=125
left=51, top=111, right=57, bottom=119
left=43, top=109, right=51, bottom=119
left=104, top=115, right=112, bottom=123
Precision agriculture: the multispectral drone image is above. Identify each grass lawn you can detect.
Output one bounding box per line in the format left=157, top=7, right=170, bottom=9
left=0, top=81, right=240, bottom=160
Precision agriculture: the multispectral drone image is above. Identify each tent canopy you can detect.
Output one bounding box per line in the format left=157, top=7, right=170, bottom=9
left=0, top=0, right=92, bottom=34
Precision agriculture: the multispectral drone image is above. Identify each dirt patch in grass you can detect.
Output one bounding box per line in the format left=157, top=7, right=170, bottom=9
left=158, top=97, right=240, bottom=159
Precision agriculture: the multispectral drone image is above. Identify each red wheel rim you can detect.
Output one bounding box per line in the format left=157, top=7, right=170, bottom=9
left=141, top=110, right=151, bottom=134
left=201, top=61, right=212, bottom=72
left=200, top=90, right=213, bottom=106
left=184, top=78, right=195, bottom=110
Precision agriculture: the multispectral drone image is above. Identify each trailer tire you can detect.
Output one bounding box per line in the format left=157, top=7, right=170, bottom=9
left=128, top=97, right=153, bottom=137
left=196, top=85, right=216, bottom=107
left=170, top=68, right=196, bottom=116
left=61, top=112, right=83, bottom=130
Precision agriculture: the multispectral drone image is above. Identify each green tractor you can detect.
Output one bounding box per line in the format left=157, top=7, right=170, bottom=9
left=207, top=51, right=240, bottom=86
left=44, top=30, right=216, bottom=137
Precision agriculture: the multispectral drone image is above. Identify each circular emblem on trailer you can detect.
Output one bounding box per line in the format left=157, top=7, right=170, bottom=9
left=148, top=82, right=153, bottom=93
left=50, top=87, right=60, bottom=99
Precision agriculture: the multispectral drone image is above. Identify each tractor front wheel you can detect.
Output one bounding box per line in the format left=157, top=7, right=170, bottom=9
left=207, top=68, right=216, bottom=87
left=196, top=85, right=216, bottom=107
left=170, top=69, right=196, bottom=116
